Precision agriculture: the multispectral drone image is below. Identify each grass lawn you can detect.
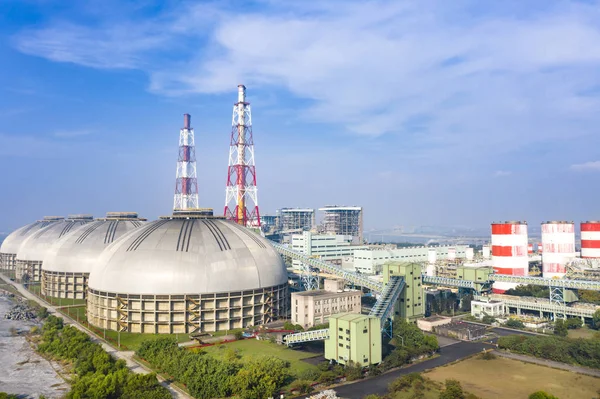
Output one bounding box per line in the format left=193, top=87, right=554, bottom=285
left=568, top=327, right=599, bottom=340
left=102, top=330, right=191, bottom=351
left=425, top=355, right=600, bottom=399
left=203, top=339, right=320, bottom=375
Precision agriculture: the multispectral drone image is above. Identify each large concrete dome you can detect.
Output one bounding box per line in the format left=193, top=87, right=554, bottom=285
left=88, top=216, right=287, bottom=294
left=87, top=214, right=288, bottom=334
left=0, top=217, right=63, bottom=272
left=42, top=213, right=146, bottom=299
left=15, top=215, right=93, bottom=282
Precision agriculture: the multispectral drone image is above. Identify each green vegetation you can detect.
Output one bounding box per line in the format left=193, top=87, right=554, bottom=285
left=364, top=373, right=480, bottom=399
left=379, top=318, right=439, bottom=372
left=593, top=309, right=600, bottom=330
left=498, top=334, right=600, bottom=369
left=504, top=319, right=525, bottom=329
left=565, top=318, right=583, bottom=330
left=578, top=289, right=600, bottom=305
left=202, top=338, right=318, bottom=375
left=505, top=285, right=549, bottom=298
left=553, top=319, right=568, bottom=337
left=429, top=292, right=459, bottom=316
left=137, top=337, right=291, bottom=399
left=36, top=315, right=170, bottom=399
left=528, top=392, right=560, bottom=399
left=0, top=393, right=20, bottom=399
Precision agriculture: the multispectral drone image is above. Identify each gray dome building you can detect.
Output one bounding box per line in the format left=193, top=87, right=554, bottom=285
left=16, top=215, right=93, bottom=283
left=42, top=213, right=146, bottom=299
left=0, top=216, right=63, bottom=273
left=87, top=212, right=288, bottom=334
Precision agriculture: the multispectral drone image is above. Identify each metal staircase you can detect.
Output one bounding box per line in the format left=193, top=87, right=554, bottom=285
left=270, top=241, right=384, bottom=293
left=369, top=276, right=405, bottom=322
left=284, top=328, right=330, bottom=345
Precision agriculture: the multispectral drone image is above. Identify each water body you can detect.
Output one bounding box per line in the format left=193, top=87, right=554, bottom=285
left=0, top=295, right=69, bottom=398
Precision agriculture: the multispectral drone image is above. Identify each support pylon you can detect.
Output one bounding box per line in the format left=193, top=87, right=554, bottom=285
left=224, top=85, right=260, bottom=227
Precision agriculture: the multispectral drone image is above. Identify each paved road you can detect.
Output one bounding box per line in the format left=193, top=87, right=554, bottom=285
left=331, top=341, right=485, bottom=399
left=0, top=274, right=191, bottom=399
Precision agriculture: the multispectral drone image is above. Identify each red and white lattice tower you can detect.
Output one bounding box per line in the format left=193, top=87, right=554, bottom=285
left=581, top=221, right=600, bottom=258
left=491, top=221, right=528, bottom=293
left=541, top=221, right=575, bottom=278
left=173, top=114, right=199, bottom=211
left=224, top=85, right=260, bottom=227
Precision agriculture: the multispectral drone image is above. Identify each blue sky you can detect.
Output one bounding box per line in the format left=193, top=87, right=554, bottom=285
left=1, top=0, right=600, bottom=233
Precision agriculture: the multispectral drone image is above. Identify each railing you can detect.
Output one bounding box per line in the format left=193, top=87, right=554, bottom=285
left=270, top=242, right=384, bottom=293
left=491, top=274, right=600, bottom=291
left=475, top=295, right=598, bottom=318
left=284, top=328, right=330, bottom=345
left=422, top=275, right=476, bottom=289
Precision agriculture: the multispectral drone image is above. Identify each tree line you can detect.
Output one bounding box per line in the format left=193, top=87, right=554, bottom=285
left=36, top=316, right=170, bottom=399
left=498, top=334, right=600, bottom=369
left=136, top=337, right=291, bottom=399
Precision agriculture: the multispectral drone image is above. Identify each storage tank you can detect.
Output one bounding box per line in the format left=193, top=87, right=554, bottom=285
left=0, top=217, right=63, bottom=273
left=491, top=221, right=528, bottom=293
left=86, top=212, right=288, bottom=334
left=482, top=245, right=491, bottom=259
left=465, top=247, right=474, bottom=261
left=541, top=221, right=575, bottom=279
left=41, top=213, right=146, bottom=299
left=426, top=249, right=436, bottom=276
left=15, top=215, right=93, bottom=282
left=581, top=221, right=600, bottom=259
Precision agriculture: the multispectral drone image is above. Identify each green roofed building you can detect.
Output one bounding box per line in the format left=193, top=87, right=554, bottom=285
left=324, top=313, right=381, bottom=366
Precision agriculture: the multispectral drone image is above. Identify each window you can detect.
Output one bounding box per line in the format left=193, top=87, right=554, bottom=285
left=339, top=327, right=343, bottom=332
left=339, top=335, right=343, bottom=339
left=363, top=328, right=368, bottom=333
left=346, top=329, right=350, bottom=334
left=346, top=345, right=350, bottom=349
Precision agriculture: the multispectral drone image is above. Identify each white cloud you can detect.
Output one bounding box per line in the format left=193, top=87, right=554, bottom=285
left=570, top=161, right=600, bottom=171
left=11, top=0, right=600, bottom=150
left=53, top=129, right=93, bottom=138
left=494, top=170, right=512, bottom=177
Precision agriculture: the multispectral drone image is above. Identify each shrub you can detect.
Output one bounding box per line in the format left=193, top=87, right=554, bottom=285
left=234, top=330, right=244, bottom=340
left=317, top=371, right=336, bottom=385
left=479, top=351, right=497, bottom=360
left=290, top=379, right=314, bottom=394
left=298, top=368, right=321, bottom=382
left=505, top=319, right=525, bottom=329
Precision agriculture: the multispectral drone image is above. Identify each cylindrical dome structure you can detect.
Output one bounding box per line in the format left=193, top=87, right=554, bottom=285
left=15, top=215, right=93, bottom=283
left=581, top=221, right=600, bottom=259
left=541, top=221, right=575, bottom=279
left=87, top=214, right=288, bottom=335
left=0, top=216, right=63, bottom=273
left=41, top=213, right=146, bottom=299
left=491, top=221, right=528, bottom=293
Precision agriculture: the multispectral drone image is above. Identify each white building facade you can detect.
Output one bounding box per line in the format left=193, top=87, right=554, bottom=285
left=291, top=231, right=368, bottom=269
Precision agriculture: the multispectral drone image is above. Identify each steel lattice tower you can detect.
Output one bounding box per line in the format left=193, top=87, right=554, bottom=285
left=224, top=85, right=260, bottom=227
left=173, top=113, right=199, bottom=211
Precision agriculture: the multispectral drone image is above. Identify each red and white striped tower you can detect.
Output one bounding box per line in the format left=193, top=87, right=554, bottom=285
left=173, top=114, right=199, bottom=211
left=224, top=85, right=260, bottom=227
left=491, top=221, right=528, bottom=293
left=537, top=242, right=543, bottom=254
left=541, top=221, right=575, bottom=279
left=528, top=243, right=533, bottom=255
left=580, top=221, right=600, bottom=258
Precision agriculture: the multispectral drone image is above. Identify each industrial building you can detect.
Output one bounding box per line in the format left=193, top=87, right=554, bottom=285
left=541, top=221, right=575, bottom=279
left=319, top=206, right=363, bottom=243
left=383, top=262, right=425, bottom=322
left=86, top=211, right=288, bottom=334
left=0, top=216, right=63, bottom=273
left=324, top=314, right=381, bottom=366
left=291, top=285, right=361, bottom=328
left=290, top=231, right=368, bottom=269
left=15, top=215, right=93, bottom=283
left=41, top=212, right=146, bottom=299
left=491, top=221, right=529, bottom=293
left=353, top=245, right=469, bottom=274
left=280, top=208, right=315, bottom=232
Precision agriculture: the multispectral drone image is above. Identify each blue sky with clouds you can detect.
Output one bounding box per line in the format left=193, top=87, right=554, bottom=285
left=1, top=0, right=599, bottom=232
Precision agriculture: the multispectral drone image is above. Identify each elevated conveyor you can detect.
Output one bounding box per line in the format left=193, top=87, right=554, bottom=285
left=271, top=241, right=384, bottom=293
left=284, top=328, right=330, bottom=345
left=490, top=274, right=600, bottom=291
left=369, top=276, right=405, bottom=323
left=422, top=275, right=476, bottom=289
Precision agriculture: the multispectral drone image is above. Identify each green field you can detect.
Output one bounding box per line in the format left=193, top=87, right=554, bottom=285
left=568, top=327, right=599, bottom=340
left=425, top=355, right=600, bottom=399
left=202, top=339, right=320, bottom=375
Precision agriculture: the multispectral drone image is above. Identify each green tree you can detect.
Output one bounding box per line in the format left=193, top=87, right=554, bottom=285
left=566, top=318, right=582, bottom=330
left=345, top=361, right=363, bottom=381
left=317, top=371, right=336, bottom=385
left=439, top=379, right=465, bottom=399
left=232, top=357, right=290, bottom=399
left=578, top=290, right=600, bottom=305
left=505, top=319, right=525, bottom=329
left=593, top=309, right=600, bottom=330
left=528, top=391, right=560, bottom=399
left=554, top=319, right=568, bottom=337
left=234, top=330, right=244, bottom=340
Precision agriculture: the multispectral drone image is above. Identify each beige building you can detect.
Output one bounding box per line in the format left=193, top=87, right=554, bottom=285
left=292, top=289, right=362, bottom=328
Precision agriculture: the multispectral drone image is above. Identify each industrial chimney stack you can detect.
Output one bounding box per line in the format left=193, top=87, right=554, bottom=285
left=224, top=85, right=261, bottom=227
left=173, top=113, right=199, bottom=211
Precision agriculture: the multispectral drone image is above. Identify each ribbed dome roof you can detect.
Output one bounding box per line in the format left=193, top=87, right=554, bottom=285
left=43, top=219, right=146, bottom=274
left=88, top=217, right=287, bottom=295
left=0, top=217, right=63, bottom=255
left=17, top=218, right=93, bottom=261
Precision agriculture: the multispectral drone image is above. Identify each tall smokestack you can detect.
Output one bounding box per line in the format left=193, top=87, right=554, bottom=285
left=173, top=113, right=199, bottom=211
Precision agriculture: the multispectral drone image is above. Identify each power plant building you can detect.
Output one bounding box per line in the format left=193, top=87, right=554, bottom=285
left=319, top=206, right=363, bottom=243
left=0, top=216, right=63, bottom=272
left=353, top=245, right=469, bottom=274
left=290, top=231, right=368, bottom=269
left=41, top=213, right=146, bottom=299
left=291, top=289, right=361, bottom=328
left=541, top=221, right=575, bottom=279
left=280, top=208, right=315, bottom=232
left=86, top=212, right=288, bottom=334
left=15, top=215, right=93, bottom=283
